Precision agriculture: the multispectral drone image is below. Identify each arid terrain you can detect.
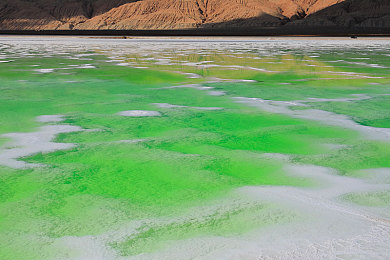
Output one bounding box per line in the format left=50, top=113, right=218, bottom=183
left=0, top=0, right=389, bottom=30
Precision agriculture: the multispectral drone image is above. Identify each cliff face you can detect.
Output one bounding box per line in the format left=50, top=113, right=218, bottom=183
left=0, top=0, right=138, bottom=30
left=0, top=0, right=389, bottom=30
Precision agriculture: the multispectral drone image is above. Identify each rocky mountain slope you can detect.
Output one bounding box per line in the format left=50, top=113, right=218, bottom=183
left=0, top=0, right=389, bottom=30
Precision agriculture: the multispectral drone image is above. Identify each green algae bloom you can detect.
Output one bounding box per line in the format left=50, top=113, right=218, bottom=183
left=0, top=37, right=389, bottom=259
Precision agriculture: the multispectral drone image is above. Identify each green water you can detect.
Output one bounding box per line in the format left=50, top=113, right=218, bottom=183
left=0, top=38, right=389, bottom=259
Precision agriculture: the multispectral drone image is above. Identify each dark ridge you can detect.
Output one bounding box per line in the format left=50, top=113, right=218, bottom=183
left=0, top=27, right=389, bottom=36
left=82, top=0, right=94, bottom=19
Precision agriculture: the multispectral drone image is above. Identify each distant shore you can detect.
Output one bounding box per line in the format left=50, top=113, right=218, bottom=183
left=1, top=27, right=390, bottom=37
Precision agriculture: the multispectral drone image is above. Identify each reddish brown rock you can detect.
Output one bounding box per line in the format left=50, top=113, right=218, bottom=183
left=0, top=0, right=389, bottom=30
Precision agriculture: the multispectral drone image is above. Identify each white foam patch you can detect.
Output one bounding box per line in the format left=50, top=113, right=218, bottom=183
left=0, top=122, right=82, bottom=169
left=34, top=64, right=95, bottom=74
left=322, top=143, right=349, bottom=150
left=113, top=139, right=147, bottom=144
left=355, top=168, right=390, bottom=185
left=36, top=115, right=65, bottom=123
left=117, top=110, right=161, bottom=117
left=204, top=78, right=257, bottom=84
left=153, top=103, right=223, bottom=111
left=171, top=71, right=202, bottom=79
left=183, top=72, right=202, bottom=79
left=34, top=68, right=55, bottom=73
left=53, top=236, right=116, bottom=260
left=234, top=96, right=390, bottom=141
left=301, top=94, right=371, bottom=103
left=162, top=84, right=213, bottom=90
left=75, top=53, right=95, bottom=57
left=78, top=64, right=96, bottom=69
left=208, top=91, right=226, bottom=96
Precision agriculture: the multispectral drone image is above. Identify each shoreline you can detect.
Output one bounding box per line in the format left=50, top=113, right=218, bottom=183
left=1, top=27, right=390, bottom=37
left=1, top=35, right=390, bottom=42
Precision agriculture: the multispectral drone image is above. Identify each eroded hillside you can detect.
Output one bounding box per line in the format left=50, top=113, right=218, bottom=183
left=0, top=0, right=389, bottom=30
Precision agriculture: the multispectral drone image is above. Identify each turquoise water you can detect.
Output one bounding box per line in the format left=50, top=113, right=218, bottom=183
left=0, top=37, right=389, bottom=259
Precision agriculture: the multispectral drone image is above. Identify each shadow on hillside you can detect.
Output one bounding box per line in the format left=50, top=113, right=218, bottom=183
left=200, top=0, right=390, bottom=29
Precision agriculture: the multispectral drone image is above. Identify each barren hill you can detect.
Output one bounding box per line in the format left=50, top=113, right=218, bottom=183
left=0, top=0, right=389, bottom=30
